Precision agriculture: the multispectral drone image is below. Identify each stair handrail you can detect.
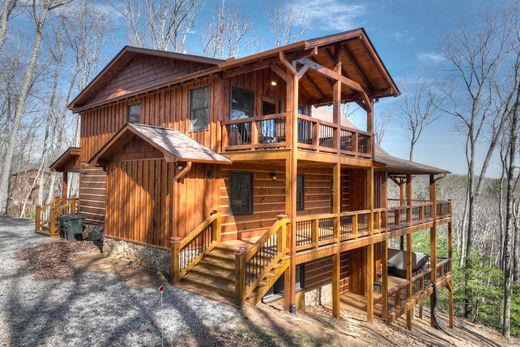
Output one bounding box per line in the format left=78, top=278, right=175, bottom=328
left=170, top=210, right=221, bottom=284
left=35, top=197, right=63, bottom=234
left=235, top=214, right=289, bottom=305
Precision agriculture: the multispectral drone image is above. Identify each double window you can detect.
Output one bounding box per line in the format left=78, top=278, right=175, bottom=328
left=190, top=86, right=210, bottom=131
left=230, top=172, right=253, bottom=216
left=127, top=103, right=140, bottom=123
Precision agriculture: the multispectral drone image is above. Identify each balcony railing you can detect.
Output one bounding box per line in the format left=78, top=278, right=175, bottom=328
left=294, top=200, right=451, bottom=252
left=221, top=113, right=372, bottom=158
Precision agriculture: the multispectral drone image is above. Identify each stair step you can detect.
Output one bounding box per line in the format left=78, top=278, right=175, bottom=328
left=198, top=258, right=236, bottom=272
left=176, top=282, right=238, bottom=307
left=182, top=272, right=236, bottom=298
left=205, top=249, right=236, bottom=262
left=191, top=265, right=236, bottom=282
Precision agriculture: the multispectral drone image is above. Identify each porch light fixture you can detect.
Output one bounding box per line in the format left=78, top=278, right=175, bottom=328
left=270, top=172, right=277, bottom=181
left=270, top=80, right=277, bottom=86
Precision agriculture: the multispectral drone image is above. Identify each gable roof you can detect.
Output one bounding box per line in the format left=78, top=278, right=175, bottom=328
left=49, top=147, right=81, bottom=172
left=89, top=123, right=232, bottom=166
left=68, top=28, right=399, bottom=112
left=68, top=46, right=224, bottom=111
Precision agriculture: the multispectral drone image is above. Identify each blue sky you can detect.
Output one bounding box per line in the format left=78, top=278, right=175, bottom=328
left=94, top=0, right=507, bottom=176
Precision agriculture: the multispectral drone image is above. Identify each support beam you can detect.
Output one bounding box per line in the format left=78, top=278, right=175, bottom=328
left=429, top=174, right=437, bottom=327
left=62, top=172, right=68, bottom=202
left=332, top=252, right=340, bottom=319
left=366, top=165, right=374, bottom=322
left=332, top=162, right=341, bottom=319
left=382, top=239, right=388, bottom=322
left=406, top=232, right=413, bottom=329
left=448, top=219, right=454, bottom=328
left=332, top=46, right=342, bottom=151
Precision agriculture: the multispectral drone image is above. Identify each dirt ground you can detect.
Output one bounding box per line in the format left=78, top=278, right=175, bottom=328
left=4, top=218, right=518, bottom=346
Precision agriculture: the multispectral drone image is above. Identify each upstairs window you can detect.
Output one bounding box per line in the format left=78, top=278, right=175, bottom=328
left=190, top=86, right=210, bottom=131
left=230, top=172, right=253, bottom=216
left=231, top=87, right=254, bottom=119
left=127, top=103, right=140, bottom=123
left=297, top=175, right=304, bottom=211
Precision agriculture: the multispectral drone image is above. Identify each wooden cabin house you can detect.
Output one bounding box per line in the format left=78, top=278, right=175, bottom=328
left=39, top=28, right=454, bottom=328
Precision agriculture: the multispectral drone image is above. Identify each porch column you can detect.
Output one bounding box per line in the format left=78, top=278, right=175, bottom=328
left=62, top=172, right=68, bottom=202
left=429, top=174, right=437, bottom=327
left=366, top=164, right=374, bottom=322
left=399, top=180, right=405, bottom=250
left=406, top=174, right=412, bottom=224
left=406, top=232, right=413, bottom=329
left=448, top=219, right=454, bottom=328
left=284, top=66, right=299, bottom=313
left=332, top=163, right=341, bottom=319
left=381, top=173, right=389, bottom=321
left=333, top=45, right=342, bottom=150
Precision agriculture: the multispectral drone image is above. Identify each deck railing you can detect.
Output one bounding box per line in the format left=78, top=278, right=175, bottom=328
left=235, top=215, right=289, bottom=304
left=221, top=113, right=372, bottom=158
left=294, top=200, right=451, bottom=252
left=170, top=210, right=221, bottom=284
left=35, top=197, right=80, bottom=235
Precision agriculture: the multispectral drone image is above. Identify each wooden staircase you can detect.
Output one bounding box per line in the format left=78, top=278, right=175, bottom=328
left=171, top=213, right=290, bottom=306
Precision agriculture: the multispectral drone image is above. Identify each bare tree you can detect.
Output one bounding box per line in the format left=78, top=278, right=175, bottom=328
left=440, top=5, right=519, bottom=319
left=0, top=0, right=71, bottom=215
left=117, top=0, right=201, bottom=52
left=398, top=74, right=443, bottom=161
left=201, top=0, right=253, bottom=59
left=265, top=0, right=306, bottom=47
left=0, top=0, right=17, bottom=53
left=375, top=109, right=393, bottom=146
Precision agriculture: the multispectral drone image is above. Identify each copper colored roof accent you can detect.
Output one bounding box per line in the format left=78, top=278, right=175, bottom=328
left=374, top=145, right=449, bottom=175
left=49, top=147, right=81, bottom=172
left=89, top=123, right=232, bottom=166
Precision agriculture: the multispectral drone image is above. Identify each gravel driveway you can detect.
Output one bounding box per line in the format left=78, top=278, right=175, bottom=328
left=0, top=217, right=243, bottom=346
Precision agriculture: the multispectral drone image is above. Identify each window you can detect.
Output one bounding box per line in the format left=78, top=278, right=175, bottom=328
left=297, top=175, right=304, bottom=211
left=127, top=103, right=140, bottom=123
left=190, top=86, right=210, bottom=131
left=231, top=87, right=254, bottom=119
left=230, top=172, right=253, bottom=216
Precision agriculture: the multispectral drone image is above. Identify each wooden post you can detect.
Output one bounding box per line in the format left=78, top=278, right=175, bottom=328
left=332, top=251, right=340, bottom=319
left=35, top=206, right=41, bottom=232
left=211, top=210, right=221, bottom=242
left=382, top=239, right=388, bottom=322
left=382, top=173, right=388, bottom=230
left=283, top=66, right=299, bottom=313
left=448, top=219, right=454, bottom=328
left=406, top=174, right=412, bottom=225
left=366, top=163, right=374, bottom=322
left=429, top=174, right=437, bottom=327
left=235, top=247, right=247, bottom=306
left=62, top=172, right=68, bottom=203
left=333, top=163, right=341, bottom=243
left=170, top=236, right=182, bottom=284
left=71, top=197, right=77, bottom=214
left=399, top=179, right=405, bottom=249
left=406, top=232, right=413, bottom=329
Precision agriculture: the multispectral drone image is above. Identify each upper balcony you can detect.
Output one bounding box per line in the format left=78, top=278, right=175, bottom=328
left=221, top=112, right=371, bottom=159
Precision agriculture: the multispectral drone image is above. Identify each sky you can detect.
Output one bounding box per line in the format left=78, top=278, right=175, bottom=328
left=91, top=0, right=509, bottom=177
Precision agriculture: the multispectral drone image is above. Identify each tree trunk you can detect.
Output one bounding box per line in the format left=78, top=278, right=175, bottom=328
left=0, top=5, right=50, bottom=214
left=0, top=0, right=16, bottom=53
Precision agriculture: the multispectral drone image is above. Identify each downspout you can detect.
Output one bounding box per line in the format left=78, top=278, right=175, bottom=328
left=279, top=51, right=298, bottom=313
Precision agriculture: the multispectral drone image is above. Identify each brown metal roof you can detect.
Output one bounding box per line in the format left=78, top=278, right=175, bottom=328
left=89, top=123, right=232, bottom=166
left=374, top=145, right=450, bottom=175
left=49, top=147, right=81, bottom=172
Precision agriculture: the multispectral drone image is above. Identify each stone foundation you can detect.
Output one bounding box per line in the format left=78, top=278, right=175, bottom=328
left=102, top=237, right=171, bottom=277
left=304, top=284, right=333, bottom=306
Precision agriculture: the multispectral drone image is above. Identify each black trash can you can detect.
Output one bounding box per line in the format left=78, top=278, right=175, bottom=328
left=59, top=214, right=85, bottom=240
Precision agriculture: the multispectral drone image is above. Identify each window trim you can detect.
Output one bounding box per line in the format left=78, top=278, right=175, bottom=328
left=189, top=85, right=210, bottom=132
left=229, top=171, right=253, bottom=216
left=231, top=86, right=255, bottom=119
left=127, top=103, right=141, bottom=123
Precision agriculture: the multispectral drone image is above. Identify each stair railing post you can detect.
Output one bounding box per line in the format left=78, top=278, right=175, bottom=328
left=211, top=210, right=221, bottom=243
left=35, top=206, right=41, bottom=232
left=169, top=237, right=182, bottom=284
left=235, top=247, right=247, bottom=306
left=277, top=214, right=288, bottom=253
left=71, top=197, right=77, bottom=214
left=352, top=214, right=358, bottom=238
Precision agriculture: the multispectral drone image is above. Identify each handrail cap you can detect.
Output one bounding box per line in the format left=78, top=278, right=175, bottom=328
left=276, top=214, right=288, bottom=219
left=235, top=246, right=248, bottom=256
